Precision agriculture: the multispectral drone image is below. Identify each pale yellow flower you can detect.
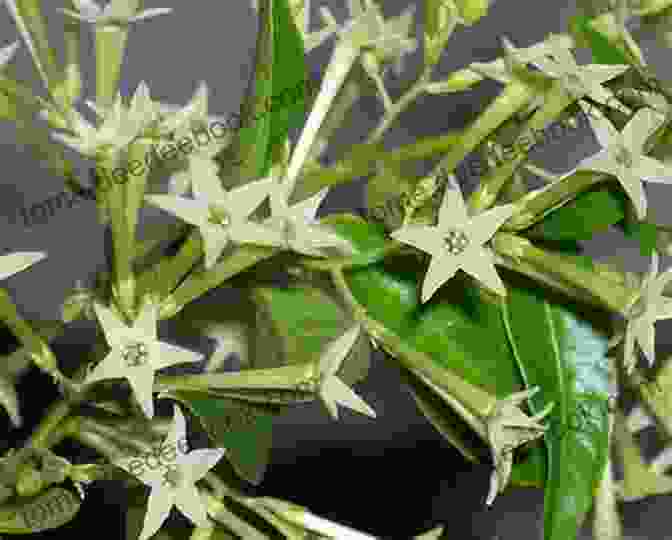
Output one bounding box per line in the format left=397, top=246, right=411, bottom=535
left=113, top=404, right=225, bottom=540
left=146, top=175, right=284, bottom=269
left=85, top=299, right=203, bottom=418
left=391, top=184, right=515, bottom=302
left=577, top=103, right=671, bottom=220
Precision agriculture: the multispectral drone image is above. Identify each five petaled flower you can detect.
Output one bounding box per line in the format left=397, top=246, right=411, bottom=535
left=576, top=103, right=671, bottom=219
left=145, top=174, right=284, bottom=269
left=113, top=404, right=225, bottom=540
left=390, top=184, right=515, bottom=303
left=529, top=33, right=631, bottom=115
left=469, top=36, right=557, bottom=116
left=267, top=178, right=355, bottom=258
left=485, top=387, right=554, bottom=506
left=612, top=251, right=672, bottom=373
left=59, top=0, right=172, bottom=30
left=301, top=324, right=376, bottom=421
left=85, top=298, right=203, bottom=418
left=153, top=82, right=232, bottom=195
left=51, top=81, right=155, bottom=159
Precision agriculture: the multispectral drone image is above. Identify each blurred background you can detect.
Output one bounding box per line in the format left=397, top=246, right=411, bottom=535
left=1, top=1, right=671, bottom=538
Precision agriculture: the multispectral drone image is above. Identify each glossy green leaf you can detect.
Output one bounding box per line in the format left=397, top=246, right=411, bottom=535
left=250, top=283, right=371, bottom=385
left=525, top=186, right=628, bottom=242
left=619, top=218, right=659, bottom=257
left=571, top=15, right=630, bottom=65
left=223, top=0, right=307, bottom=184
left=501, top=272, right=612, bottom=540
left=318, top=213, right=390, bottom=266
left=162, top=390, right=280, bottom=486
left=525, top=182, right=659, bottom=257
left=344, top=256, right=543, bottom=487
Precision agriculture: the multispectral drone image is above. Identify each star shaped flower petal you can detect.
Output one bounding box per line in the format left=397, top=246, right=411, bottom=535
left=0, top=252, right=46, bottom=282
left=469, top=35, right=554, bottom=96
left=576, top=104, right=669, bottom=219
left=530, top=36, right=631, bottom=114
left=267, top=180, right=355, bottom=258
left=52, top=83, right=155, bottom=160
left=622, top=251, right=672, bottom=372
left=58, top=0, right=172, bottom=28
left=146, top=176, right=285, bottom=269
left=113, top=404, right=225, bottom=540
left=485, top=387, right=554, bottom=506
left=391, top=184, right=515, bottom=303
left=314, top=324, right=376, bottom=420
left=85, top=299, right=203, bottom=418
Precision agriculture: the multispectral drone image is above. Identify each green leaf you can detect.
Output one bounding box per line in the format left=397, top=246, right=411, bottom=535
left=573, top=15, right=630, bottom=65
left=250, top=283, right=371, bottom=385
left=501, top=271, right=612, bottom=540
left=344, top=256, right=543, bottom=486
left=162, top=390, right=280, bottom=485
left=318, top=213, right=390, bottom=266
left=526, top=186, right=628, bottom=242
left=224, top=0, right=307, bottom=184
left=525, top=182, right=659, bottom=257
left=619, top=218, right=659, bottom=257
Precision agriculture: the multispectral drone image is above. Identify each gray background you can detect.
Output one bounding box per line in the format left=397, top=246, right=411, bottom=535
left=0, top=1, right=671, bottom=538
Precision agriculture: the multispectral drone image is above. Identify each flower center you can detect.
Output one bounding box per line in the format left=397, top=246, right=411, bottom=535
left=443, top=229, right=470, bottom=255
left=161, top=466, right=182, bottom=488
left=122, top=341, right=149, bottom=368
left=613, top=145, right=634, bottom=168
left=208, top=206, right=231, bottom=227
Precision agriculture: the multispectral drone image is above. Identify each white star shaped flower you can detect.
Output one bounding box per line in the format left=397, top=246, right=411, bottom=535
left=391, top=184, right=515, bottom=303
left=58, top=0, right=172, bottom=29
left=145, top=175, right=285, bottom=269
left=267, top=179, right=355, bottom=258
left=321, top=0, right=417, bottom=74
left=307, top=324, right=376, bottom=420
left=0, top=252, right=46, bottom=282
left=85, top=299, right=203, bottom=418
left=468, top=35, right=557, bottom=115
left=153, top=82, right=232, bottom=195
left=576, top=103, right=671, bottom=219
left=619, top=252, right=672, bottom=372
left=51, top=81, right=155, bottom=159
left=529, top=34, right=631, bottom=115
left=485, top=387, right=553, bottom=506
left=113, top=404, right=225, bottom=540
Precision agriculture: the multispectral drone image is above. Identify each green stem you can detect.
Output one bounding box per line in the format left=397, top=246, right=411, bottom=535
left=289, top=130, right=461, bottom=205
left=157, top=245, right=282, bottom=320
left=491, top=232, right=638, bottom=315
left=102, top=155, right=136, bottom=320
left=502, top=170, right=606, bottom=231
left=467, top=86, right=574, bottom=213
left=367, top=67, right=433, bottom=143
left=135, top=231, right=203, bottom=300
left=22, top=400, right=72, bottom=451
left=427, top=81, right=537, bottom=190
left=329, top=267, right=495, bottom=425
left=0, top=289, right=62, bottom=383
